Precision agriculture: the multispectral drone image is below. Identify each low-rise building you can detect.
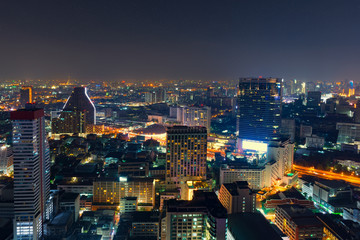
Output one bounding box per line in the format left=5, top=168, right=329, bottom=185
left=161, top=191, right=227, bottom=240
left=218, top=181, right=256, bottom=214
left=305, top=135, right=325, bottom=149
left=130, top=211, right=160, bottom=239
left=47, top=211, right=74, bottom=238
left=59, top=192, right=80, bottom=222
left=264, top=187, right=314, bottom=210
left=220, top=164, right=265, bottom=189
left=92, top=177, right=155, bottom=210
left=300, top=177, right=353, bottom=214
left=227, top=213, right=283, bottom=240
left=120, top=197, right=137, bottom=213
left=275, top=204, right=323, bottom=240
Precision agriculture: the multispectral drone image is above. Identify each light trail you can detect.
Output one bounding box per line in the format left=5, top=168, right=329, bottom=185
left=293, top=164, right=360, bottom=187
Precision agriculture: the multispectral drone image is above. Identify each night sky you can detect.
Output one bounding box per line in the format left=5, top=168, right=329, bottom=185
left=0, top=0, right=360, bottom=82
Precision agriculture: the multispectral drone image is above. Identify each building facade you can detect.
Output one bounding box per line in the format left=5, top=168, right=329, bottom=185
left=176, top=106, right=212, bottom=133
left=93, top=177, right=155, bottom=210
left=62, top=87, right=96, bottom=125
left=218, top=181, right=256, bottom=214
left=161, top=191, right=227, bottom=240
left=236, top=77, right=282, bottom=151
left=20, top=86, right=33, bottom=108
left=219, top=164, right=266, bottom=190
left=0, top=144, right=13, bottom=175
left=275, top=204, right=323, bottom=240
left=51, top=110, right=87, bottom=134
left=337, top=122, right=360, bottom=144
left=166, top=126, right=207, bottom=187
left=11, top=106, right=51, bottom=240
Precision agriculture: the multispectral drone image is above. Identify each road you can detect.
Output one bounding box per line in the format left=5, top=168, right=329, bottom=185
left=293, top=164, right=360, bottom=187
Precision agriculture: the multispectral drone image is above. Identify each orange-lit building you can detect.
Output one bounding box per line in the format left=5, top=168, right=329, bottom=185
left=20, top=86, right=33, bottom=107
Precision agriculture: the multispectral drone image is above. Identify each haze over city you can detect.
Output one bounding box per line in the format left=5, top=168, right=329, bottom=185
left=1, top=0, right=360, bottom=81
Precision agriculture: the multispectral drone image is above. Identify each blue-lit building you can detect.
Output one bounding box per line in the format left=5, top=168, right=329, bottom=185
left=236, top=77, right=282, bottom=152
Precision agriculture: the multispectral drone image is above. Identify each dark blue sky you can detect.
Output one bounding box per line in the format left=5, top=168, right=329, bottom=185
left=0, top=0, right=359, bottom=82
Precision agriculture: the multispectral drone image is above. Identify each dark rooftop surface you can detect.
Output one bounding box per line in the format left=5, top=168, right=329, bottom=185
left=316, top=213, right=351, bottom=240
left=49, top=211, right=73, bottom=226
left=277, top=204, right=322, bottom=227
left=278, top=187, right=306, bottom=200
left=76, top=233, right=102, bottom=240
left=315, top=179, right=349, bottom=189
left=132, top=211, right=159, bottom=223
left=60, top=192, right=79, bottom=202
left=222, top=181, right=251, bottom=196
left=166, top=191, right=227, bottom=218
left=228, top=213, right=282, bottom=240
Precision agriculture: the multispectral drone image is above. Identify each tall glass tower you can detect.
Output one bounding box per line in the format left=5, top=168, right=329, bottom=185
left=11, top=105, right=50, bottom=240
left=236, top=77, right=282, bottom=151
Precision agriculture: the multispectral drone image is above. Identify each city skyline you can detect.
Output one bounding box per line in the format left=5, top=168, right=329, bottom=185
left=2, top=1, right=360, bottom=239
left=0, top=0, right=360, bottom=82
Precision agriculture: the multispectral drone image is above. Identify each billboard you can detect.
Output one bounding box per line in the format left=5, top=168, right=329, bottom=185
left=242, top=139, right=268, bottom=152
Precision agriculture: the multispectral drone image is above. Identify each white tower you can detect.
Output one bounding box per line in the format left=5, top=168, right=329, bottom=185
left=11, top=106, right=50, bottom=240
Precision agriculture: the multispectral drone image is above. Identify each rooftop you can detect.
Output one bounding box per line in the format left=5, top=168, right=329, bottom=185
left=278, top=187, right=306, bottom=200
left=222, top=181, right=251, bottom=196
left=132, top=211, right=160, bottom=223
left=49, top=211, right=73, bottom=226
left=60, top=192, right=80, bottom=202
left=228, top=213, right=283, bottom=240
left=166, top=125, right=207, bottom=134
left=166, top=191, right=227, bottom=218
left=277, top=204, right=322, bottom=227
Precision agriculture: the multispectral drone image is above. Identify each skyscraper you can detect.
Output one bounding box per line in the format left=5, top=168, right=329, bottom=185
left=166, top=126, right=207, bottom=186
left=63, top=87, right=96, bottom=125
left=176, top=106, right=211, bottom=133
left=236, top=77, right=282, bottom=151
left=20, top=86, right=33, bottom=108
left=11, top=105, right=50, bottom=240
left=144, top=88, right=167, bottom=104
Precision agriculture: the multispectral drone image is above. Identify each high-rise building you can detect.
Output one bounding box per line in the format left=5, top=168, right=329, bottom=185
left=280, top=118, right=296, bottom=142
left=63, top=87, right=96, bottom=125
left=267, top=140, right=294, bottom=179
left=20, top=86, right=34, bottom=108
left=145, top=88, right=167, bottom=104
left=305, top=81, right=316, bottom=93
left=166, top=126, right=207, bottom=186
left=161, top=191, right=227, bottom=240
left=307, top=91, right=321, bottom=108
left=218, top=181, right=256, bottom=214
left=236, top=77, right=282, bottom=151
left=11, top=106, right=51, bottom=240
left=51, top=110, right=87, bottom=134
left=175, top=106, right=211, bottom=133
